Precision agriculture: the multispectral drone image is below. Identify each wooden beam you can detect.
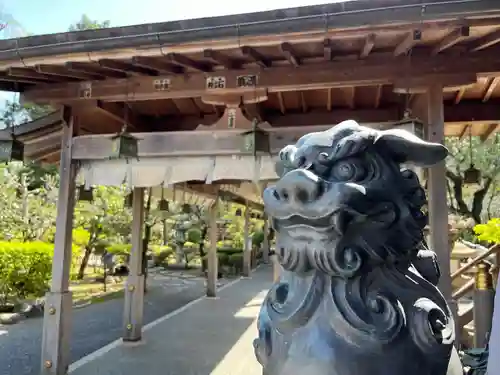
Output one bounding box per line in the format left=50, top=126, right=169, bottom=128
left=480, top=123, right=499, bottom=142
left=7, top=67, right=65, bottom=83
left=299, top=91, right=308, bottom=113
left=280, top=42, right=300, bottom=67
left=469, top=28, right=500, bottom=52
left=240, top=46, right=270, bottom=68
left=0, top=72, right=44, bottom=85
left=165, top=53, right=210, bottom=72
left=458, top=124, right=471, bottom=140
left=65, top=62, right=127, bottom=78
left=360, top=33, right=376, bottom=58
left=394, top=30, right=421, bottom=56
left=95, top=101, right=143, bottom=130
left=277, top=92, right=286, bottom=114
left=24, top=49, right=500, bottom=104
left=35, top=65, right=103, bottom=80
left=374, top=85, right=382, bottom=108
left=455, top=87, right=466, bottom=104
left=327, top=88, right=332, bottom=111
left=131, top=56, right=183, bottom=74
left=67, top=101, right=498, bottom=161
left=483, top=77, right=500, bottom=102
left=203, top=49, right=237, bottom=69
left=323, top=38, right=333, bottom=61
left=432, top=26, right=470, bottom=55
left=98, top=59, right=157, bottom=76
left=346, top=87, right=355, bottom=109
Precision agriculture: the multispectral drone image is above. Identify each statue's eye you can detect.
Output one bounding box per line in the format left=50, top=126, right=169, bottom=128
left=331, top=159, right=367, bottom=181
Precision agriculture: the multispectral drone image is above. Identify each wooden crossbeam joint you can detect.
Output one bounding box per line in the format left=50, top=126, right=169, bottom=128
left=280, top=43, right=300, bottom=67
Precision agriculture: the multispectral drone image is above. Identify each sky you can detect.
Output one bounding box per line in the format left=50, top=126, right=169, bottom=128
left=0, top=0, right=349, bottom=114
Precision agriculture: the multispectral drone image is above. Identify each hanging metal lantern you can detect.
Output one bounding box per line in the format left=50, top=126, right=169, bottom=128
left=182, top=203, right=191, bottom=213
left=464, top=164, right=481, bottom=185
left=235, top=208, right=242, bottom=216
left=0, top=135, right=24, bottom=163
left=78, top=186, right=94, bottom=202
left=158, top=199, right=169, bottom=212
left=125, top=192, right=134, bottom=208
left=241, top=119, right=270, bottom=154
left=110, top=128, right=139, bottom=159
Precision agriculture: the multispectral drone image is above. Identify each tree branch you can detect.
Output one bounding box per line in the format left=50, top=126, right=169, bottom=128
left=471, top=177, right=494, bottom=224
left=445, top=169, right=471, bottom=216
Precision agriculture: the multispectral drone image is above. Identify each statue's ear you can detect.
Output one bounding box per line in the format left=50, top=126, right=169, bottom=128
left=374, top=129, right=448, bottom=167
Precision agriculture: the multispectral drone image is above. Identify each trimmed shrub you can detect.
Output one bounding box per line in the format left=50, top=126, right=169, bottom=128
left=0, top=242, right=53, bottom=303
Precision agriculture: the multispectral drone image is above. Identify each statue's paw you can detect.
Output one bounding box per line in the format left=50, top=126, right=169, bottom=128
left=253, top=338, right=268, bottom=366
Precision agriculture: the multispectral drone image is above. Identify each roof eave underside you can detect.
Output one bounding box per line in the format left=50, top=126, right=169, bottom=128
left=2, top=0, right=500, bottom=61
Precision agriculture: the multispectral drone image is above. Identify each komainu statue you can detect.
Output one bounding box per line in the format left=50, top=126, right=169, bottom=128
left=254, top=120, right=463, bottom=375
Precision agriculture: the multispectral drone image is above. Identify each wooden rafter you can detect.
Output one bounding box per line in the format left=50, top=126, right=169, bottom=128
left=279, top=43, right=300, bottom=67
left=480, top=123, right=499, bottom=142
left=95, top=100, right=143, bottom=130
left=299, top=92, right=307, bottom=113
left=131, top=56, right=183, bottom=74
left=431, top=26, right=470, bottom=55
left=360, top=34, right=376, bottom=59
left=98, top=59, right=157, bottom=76
left=203, top=49, right=237, bottom=69
left=374, top=85, right=382, bottom=108
left=323, top=38, right=333, bottom=61
left=469, top=28, right=500, bottom=52
left=346, top=87, right=355, bottom=109
left=455, top=87, right=466, bottom=104
left=65, top=62, right=127, bottom=78
left=7, top=67, right=65, bottom=83
left=458, top=124, right=471, bottom=140
left=394, top=30, right=421, bottom=56
left=165, top=53, right=211, bottom=72
left=326, top=88, right=332, bottom=112
left=277, top=92, right=286, bottom=114
left=482, top=77, right=500, bottom=102
left=240, top=46, right=270, bottom=68
left=35, top=64, right=103, bottom=80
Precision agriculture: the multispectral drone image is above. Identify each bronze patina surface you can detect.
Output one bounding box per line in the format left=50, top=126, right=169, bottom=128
left=254, top=120, right=463, bottom=375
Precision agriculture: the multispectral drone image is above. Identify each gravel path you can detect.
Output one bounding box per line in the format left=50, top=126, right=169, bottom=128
left=0, top=271, right=227, bottom=375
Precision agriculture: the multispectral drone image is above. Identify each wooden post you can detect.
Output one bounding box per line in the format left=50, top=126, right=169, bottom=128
left=473, top=262, right=495, bottom=348
left=262, top=215, right=270, bottom=264
left=243, top=205, right=251, bottom=277
left=206, top=198, right=218, bottom=297
left=426, top=84, right=452, bottom=301
left=40, top=107, right=77, bottom=375
left=123, top=187, right=145, bottom=342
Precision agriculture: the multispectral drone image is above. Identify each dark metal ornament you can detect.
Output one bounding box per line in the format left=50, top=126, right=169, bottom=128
left=255, top=120, right=463, bottom=375
left=78, top=186, right=94, bottom=202
left=124, top=192, right=133, bottom=208
left=158, top=199, right=169, bottom=212
left=110, top=131, right=139, bottom=159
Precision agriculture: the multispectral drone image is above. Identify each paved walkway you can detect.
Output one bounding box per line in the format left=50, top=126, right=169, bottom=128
left=0, top=270, right=226, bottom=375
left=69, top=266, right=272, bottom=375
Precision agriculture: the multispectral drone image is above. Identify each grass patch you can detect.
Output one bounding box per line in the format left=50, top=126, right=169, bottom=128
left=70, top=277, right=125, bottom=306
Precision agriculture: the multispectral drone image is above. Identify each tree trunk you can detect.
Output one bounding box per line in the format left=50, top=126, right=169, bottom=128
left=199, top=226, right=208, bottom=272
left=142, top=188, right=153, bottom=292
left=77, top=246, right=92, bottom=280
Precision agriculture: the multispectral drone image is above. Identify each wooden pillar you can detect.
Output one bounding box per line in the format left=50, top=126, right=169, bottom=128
left=41, top=107, right=77, bottom=375
left=206, top=199, right=218, bottom=297
left=262, top=215, right=270, bottom=264
left=426, top=84, right=452, bottom=301
left=243, top=205, right=251, bottom=277
left=123, top=188, right=145, bottom=342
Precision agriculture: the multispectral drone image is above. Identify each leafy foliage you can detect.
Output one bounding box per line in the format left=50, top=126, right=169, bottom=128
left=474, top=218, right=500, bottom=244
left=445, top=134, right=500, bottom=223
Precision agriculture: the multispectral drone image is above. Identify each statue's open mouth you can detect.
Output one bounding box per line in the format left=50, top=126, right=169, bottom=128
left=272, top=209, right=353, bottom=235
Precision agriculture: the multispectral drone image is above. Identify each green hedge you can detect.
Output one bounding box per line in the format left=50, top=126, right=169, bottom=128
left=0, top=242, right=54, bottom=303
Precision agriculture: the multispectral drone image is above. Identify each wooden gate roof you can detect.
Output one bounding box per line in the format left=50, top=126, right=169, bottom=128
left=0, top=0, right=499, bottom=163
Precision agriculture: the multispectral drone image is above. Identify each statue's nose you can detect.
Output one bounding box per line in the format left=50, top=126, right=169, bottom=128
left=274, top=169, right=322, bottom=204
